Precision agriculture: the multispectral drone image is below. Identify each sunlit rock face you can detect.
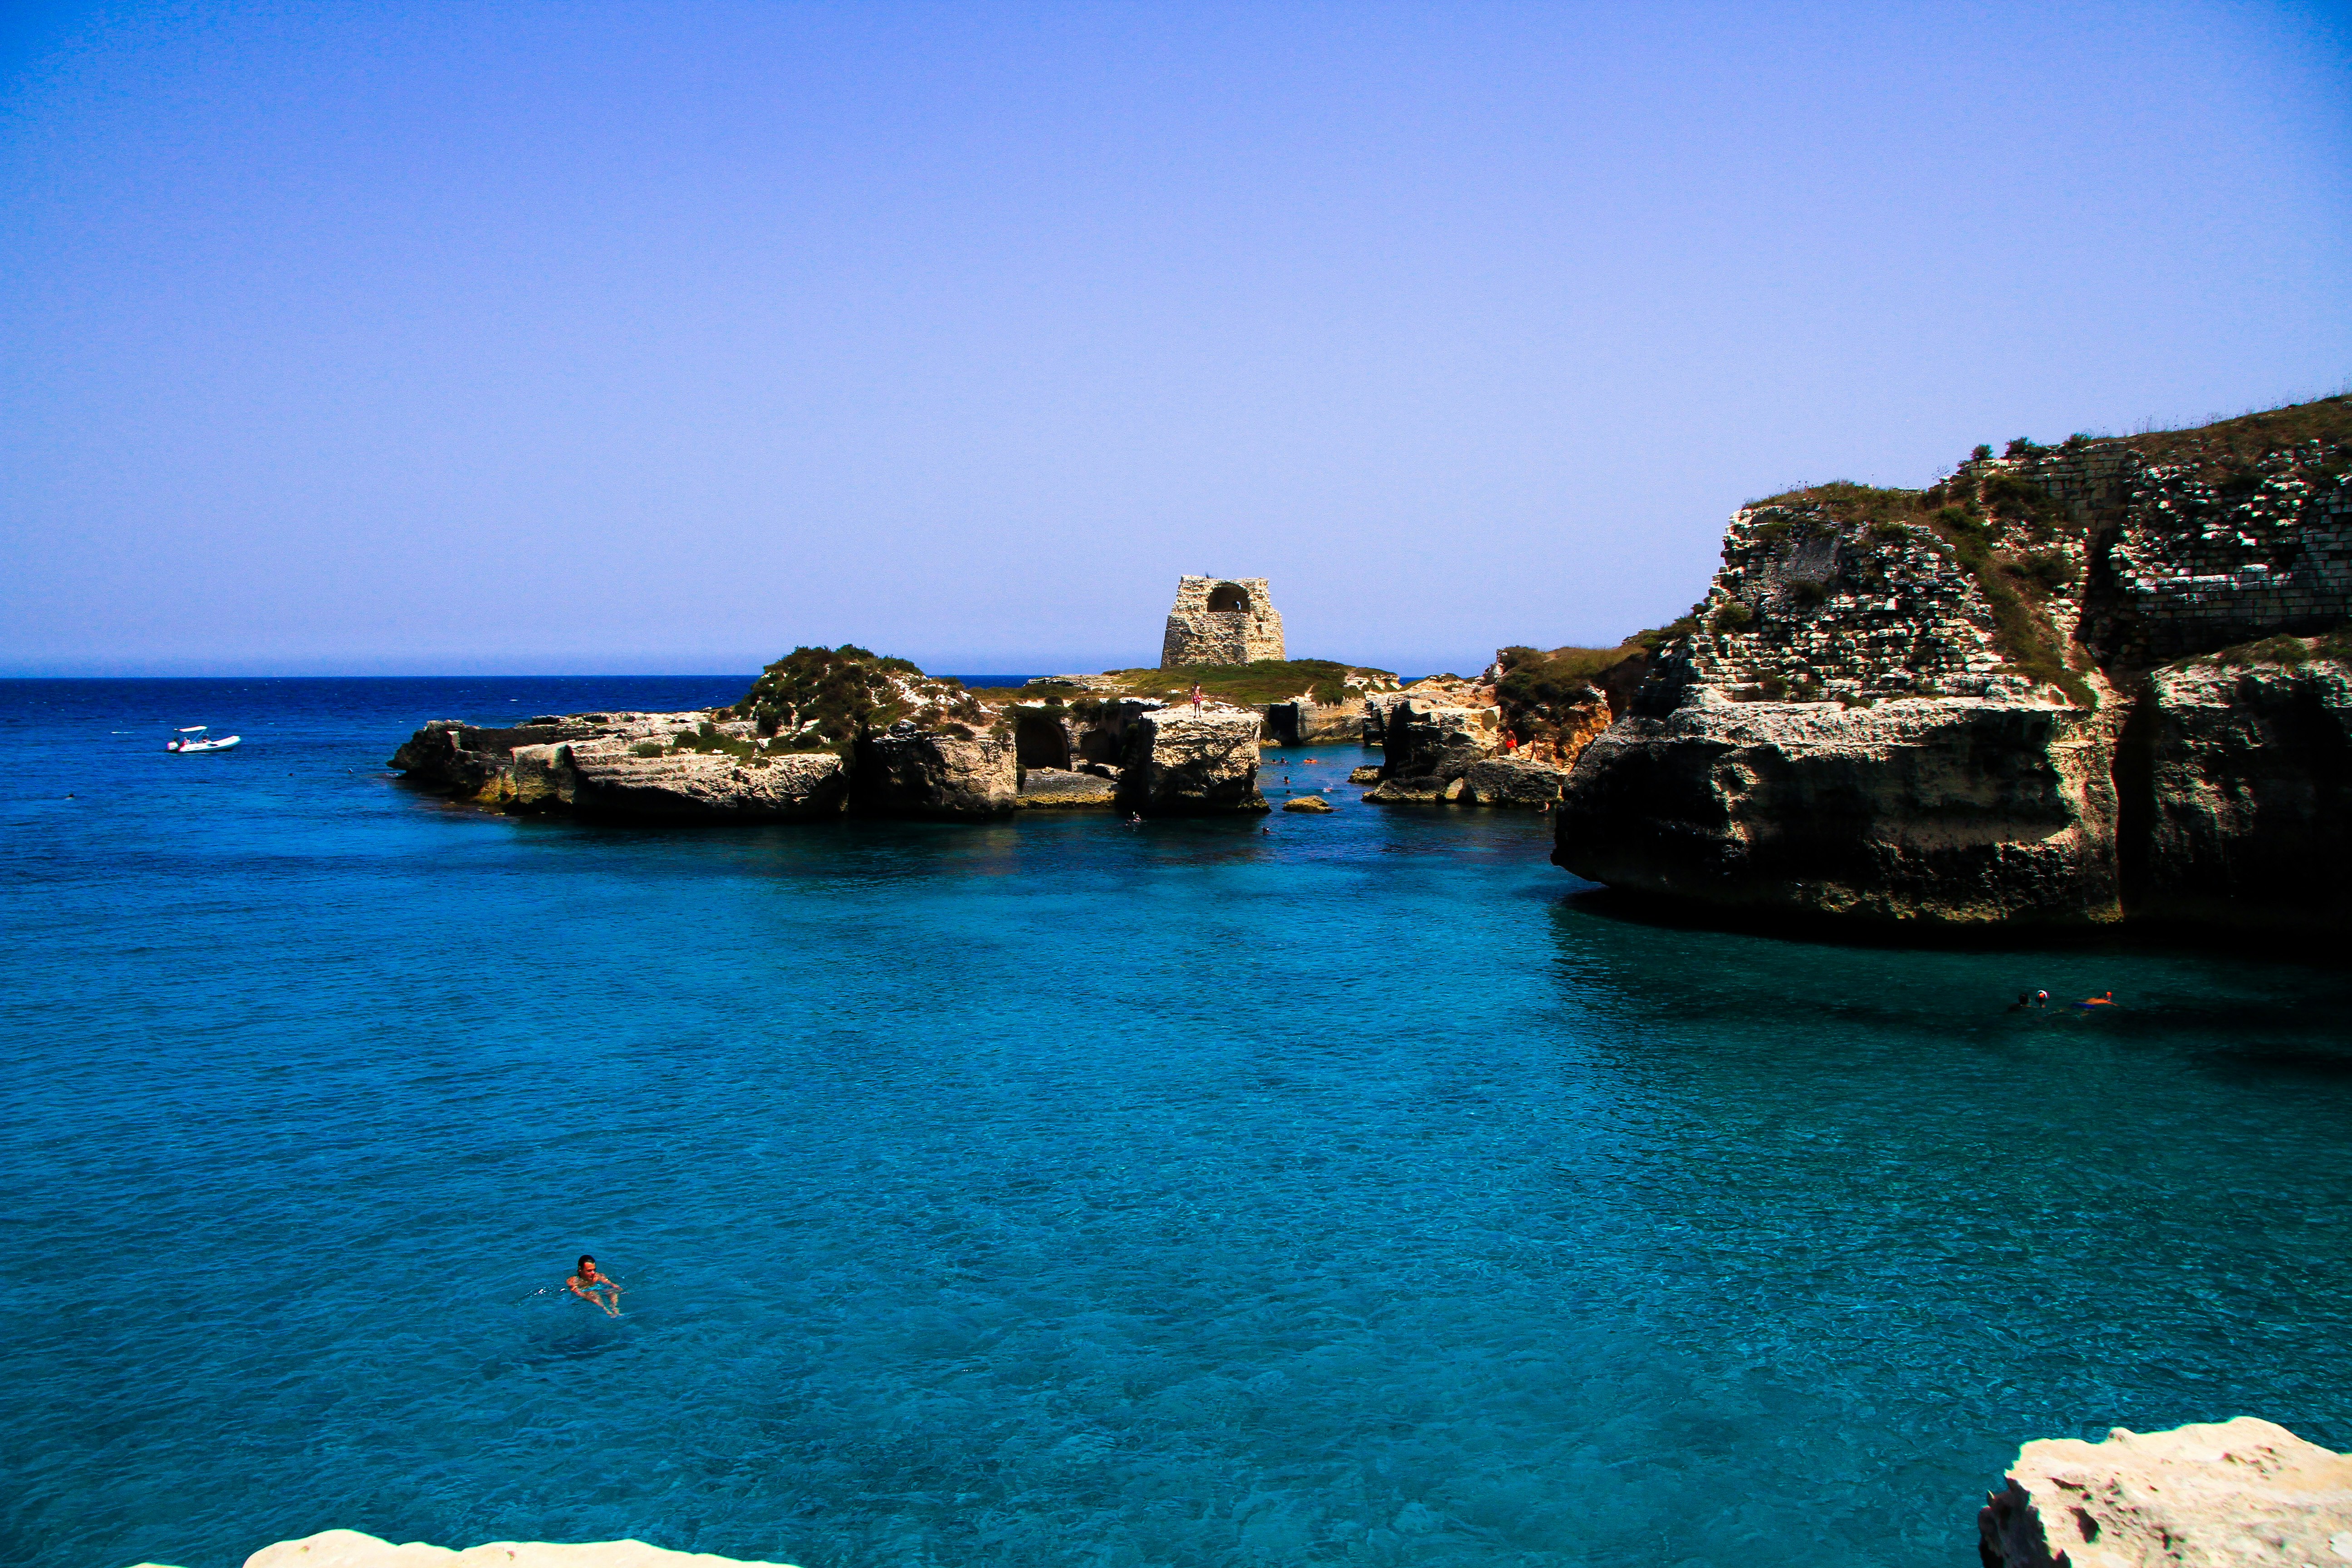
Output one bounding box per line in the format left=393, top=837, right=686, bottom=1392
left=1116, top=705, right=1269, bottom=814
left=1977, top=1418, right=2352, bottom=1568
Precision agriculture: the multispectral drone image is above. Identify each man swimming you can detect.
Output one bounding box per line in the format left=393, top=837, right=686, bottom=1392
left=567, top=1254, right=624, bottom=1317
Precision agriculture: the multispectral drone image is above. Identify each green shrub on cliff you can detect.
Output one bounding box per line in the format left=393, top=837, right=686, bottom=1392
left=727, top=645, right=984, bottom=753
left=2120, top=392, right=2352, bottom=475
left=1493, top=643, right=1647, bottom=748
left=1630, top=615, right=1699, bottom=652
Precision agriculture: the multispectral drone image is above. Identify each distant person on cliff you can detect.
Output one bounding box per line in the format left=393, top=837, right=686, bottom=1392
left=567, top=1255, right=624, bottom=1317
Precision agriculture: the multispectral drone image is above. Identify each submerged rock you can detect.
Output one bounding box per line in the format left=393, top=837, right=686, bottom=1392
left=1977, top=1417, right=2352, bottom=1568
left=1282, top=794, right=1334, bottom=813
left=141, top=1526, right=796, bottom=1568
left=1117, top=705, right=1268, bottom=814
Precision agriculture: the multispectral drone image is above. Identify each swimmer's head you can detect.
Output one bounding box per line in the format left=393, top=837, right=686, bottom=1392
left=578, top=1254, right=597, bottom=1274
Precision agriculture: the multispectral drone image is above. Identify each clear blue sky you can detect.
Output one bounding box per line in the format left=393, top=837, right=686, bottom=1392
left=3, top=2, right=2347, bottom=677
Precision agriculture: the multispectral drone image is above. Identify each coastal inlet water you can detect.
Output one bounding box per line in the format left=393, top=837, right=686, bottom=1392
left=4, top=678, right=2350, bottom=1568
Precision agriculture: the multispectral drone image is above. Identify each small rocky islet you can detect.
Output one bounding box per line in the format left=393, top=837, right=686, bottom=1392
left=393, top=397, right=2352, bottom=949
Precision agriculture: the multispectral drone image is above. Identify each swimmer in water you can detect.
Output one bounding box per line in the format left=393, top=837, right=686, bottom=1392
left=567, top=1254, right=624, bottom=1317
left=2074, top=991, right=2117, bottom=1009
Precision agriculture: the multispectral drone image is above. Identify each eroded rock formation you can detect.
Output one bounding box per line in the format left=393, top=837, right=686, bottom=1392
left=1117, top=705, right=1269, bottom=814
left=1977, top=1418, right=2352, bottom=1568
left=853, top=723, right=1016, bottom=818
left=1362, top=696, right=1500, bottom=802
left=391, top=647, right=1008, bottom=824
left=2126, top=659, right=2352, bottom=931
left=1554, top=399, right=2352, bottom=932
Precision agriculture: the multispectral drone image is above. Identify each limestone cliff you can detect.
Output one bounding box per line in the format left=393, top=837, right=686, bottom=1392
left=1116, top=704, right=1269, bottom=814
left=1555, top=398, right=2352, bottom=932
left=1977, top=1418, right=2352, bottom=1568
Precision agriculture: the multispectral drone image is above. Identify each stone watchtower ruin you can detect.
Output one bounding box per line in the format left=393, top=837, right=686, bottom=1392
left=1160, top=576, right=1285, bottom=667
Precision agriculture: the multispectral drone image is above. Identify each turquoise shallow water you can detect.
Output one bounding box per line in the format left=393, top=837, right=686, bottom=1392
left=4, top=677, right=2349, bottom=1568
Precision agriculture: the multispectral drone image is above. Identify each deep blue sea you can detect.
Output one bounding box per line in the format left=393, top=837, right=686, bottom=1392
left=5, top=677, right=2349, bottom=1568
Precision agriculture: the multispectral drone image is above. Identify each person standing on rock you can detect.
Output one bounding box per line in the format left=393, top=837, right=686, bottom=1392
left=567, top=1254, right=624, bottom=1317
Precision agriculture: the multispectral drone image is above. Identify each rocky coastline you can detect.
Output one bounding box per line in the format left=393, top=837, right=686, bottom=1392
left=389, top=648, right=1279, bottom=822
left=144, top=1418, right=2352, bottom=1568
left=1551, top=398, right=2352, bottom=936
left=387, top=401, right=2350, bottom=938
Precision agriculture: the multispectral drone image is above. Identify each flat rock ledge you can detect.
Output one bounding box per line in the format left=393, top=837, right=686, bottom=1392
left=1979, top=1418, right=2352, bottom=1568
left=141, top=1528, right=795, bottom=1568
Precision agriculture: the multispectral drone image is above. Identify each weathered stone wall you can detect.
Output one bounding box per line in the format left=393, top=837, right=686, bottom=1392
left=2043, top=445, right=2352, bottom=663
left=1689, top=511, right=2027, bottom=704
left=1160, top=576, right=1285, bottom=666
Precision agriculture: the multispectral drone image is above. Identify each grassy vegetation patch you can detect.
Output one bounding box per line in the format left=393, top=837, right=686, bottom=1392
left=2182, top=624, right=2352, bottom=670
left=2116, top=393, right=2352, bottom=475
left=1493, top=643, right=1647, bottom=750
left=1919, top=509, right=2096, bottom=706
left=727, top=645, right=983, bottom=753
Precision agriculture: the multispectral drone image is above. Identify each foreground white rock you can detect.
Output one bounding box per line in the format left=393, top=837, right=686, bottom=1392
left=139, top=1526, right=796, bottom=1568
left=1977, top=1418, right=2352, bottom=1567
